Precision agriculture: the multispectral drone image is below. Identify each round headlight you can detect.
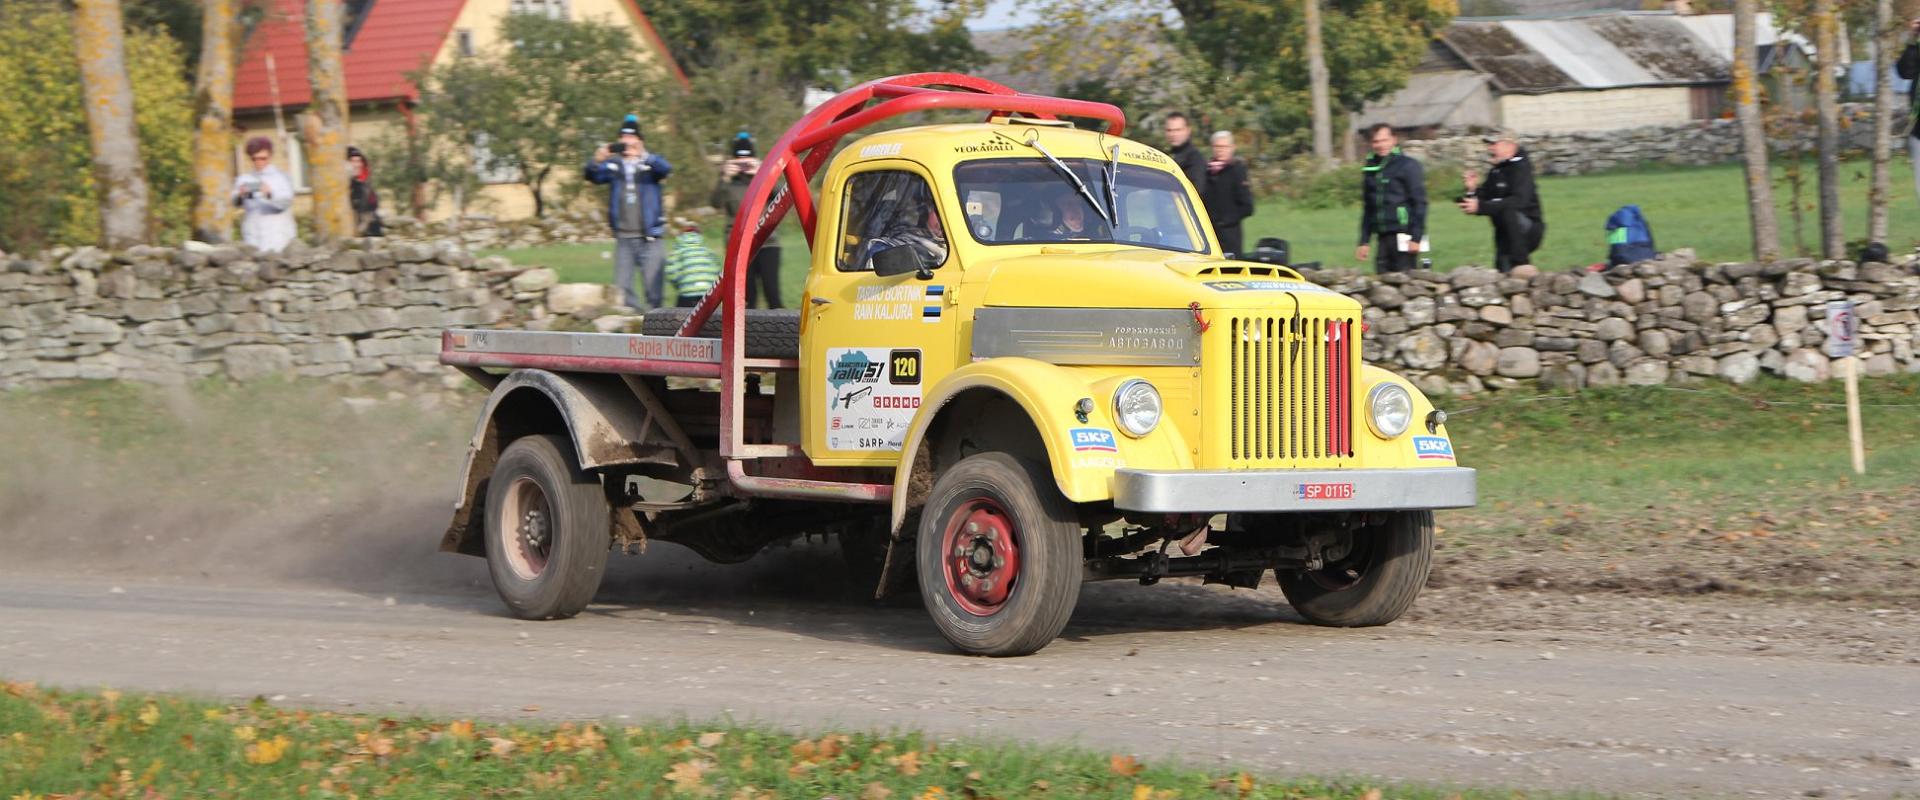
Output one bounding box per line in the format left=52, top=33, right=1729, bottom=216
left=1367, top=383, right=1414, bottom=439
left=1112, top=379, right=1162, bottom=438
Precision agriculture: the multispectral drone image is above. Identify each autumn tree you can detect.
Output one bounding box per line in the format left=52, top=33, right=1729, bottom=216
left=1306, top=0, right=1333, bottom=163
left=636, top=0, right=985, bottom=91
left=302, top=0, right=352, bottom=239
left=1733, top=0, right=1779, bottom=260
left=191, top=0, right=239, bottom=242
left=73, top=0, right=151, bottom=248
left=1866, top=0, right=1896, bottom=246
left=1811, top=0, right=1843, bottom=259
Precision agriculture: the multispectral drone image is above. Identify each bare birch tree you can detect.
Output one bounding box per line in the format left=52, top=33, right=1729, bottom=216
left=1812, top=0, right=1844, bottom=259
left=72, top=0, right=150, bottom=248
left=1734, top=0, right=1779, bottom=260
left=191, top=0, right=238, bottom=243
left=303, top=0, right=352, bottom=239
left=1305, top=0, right=1333, bottom=164
left=1867, top=0, right=1896, bottom=246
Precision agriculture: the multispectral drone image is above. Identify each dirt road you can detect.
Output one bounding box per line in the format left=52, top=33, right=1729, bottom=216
left=2, top=546, right=1915, bottom=799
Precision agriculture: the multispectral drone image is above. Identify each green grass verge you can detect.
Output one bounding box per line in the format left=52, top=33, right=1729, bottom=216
left=0, top=683, right=1570, bottom=799
left=479, top=218, right=812, bottom=310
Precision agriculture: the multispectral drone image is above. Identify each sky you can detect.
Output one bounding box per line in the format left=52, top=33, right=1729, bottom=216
left=966, top=0, right=1039, bottom=31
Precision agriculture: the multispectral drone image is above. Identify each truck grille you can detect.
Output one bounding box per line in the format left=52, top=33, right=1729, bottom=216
left=1225, top=315, right=1354, bottom=464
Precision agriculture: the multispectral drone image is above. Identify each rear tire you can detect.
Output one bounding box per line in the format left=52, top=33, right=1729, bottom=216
left=916, top=453, right=1080, bottom=656
left=1276, top=510, right=1433, bottom=627
left=484, top=434, right=611, bottom=620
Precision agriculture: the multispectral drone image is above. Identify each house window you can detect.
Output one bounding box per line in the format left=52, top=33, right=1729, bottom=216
left=456, top=28, right=474, bottom=57
left=509, top=0, right=568, bottom=19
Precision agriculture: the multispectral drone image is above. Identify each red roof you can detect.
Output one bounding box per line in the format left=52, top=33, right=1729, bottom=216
left=233, top=0, right=688, bottom=113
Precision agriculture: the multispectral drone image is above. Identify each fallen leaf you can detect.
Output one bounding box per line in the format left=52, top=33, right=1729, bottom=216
left=487, top=737, right=518, bottom=758
left=1358, top=789, right=1382, bottom=800
left=137, top=703, right=160, bottom=726
left=697, top=731, right=726, bottom=748
left=914, top=789, right=945, bottom=800
left=448, top=720, right=475, bottom=740
left=245, top=735, right=292, bottom=765
left=1130, top=786, right=1154, bottom=800
left=232, top=726, right=257, bottom=743
left=100, top=689, right=121, bottom=707
left=861, top=783, right=894, bottom=800
left=664, top=759, right=715, bottom=797
left=1109, top=754, right=1144, bottom=777
left=891, top=750, right=923, bottom=776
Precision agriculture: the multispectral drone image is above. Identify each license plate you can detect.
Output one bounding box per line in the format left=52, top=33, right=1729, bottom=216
left=1296, top=482, right=1355, bottom=501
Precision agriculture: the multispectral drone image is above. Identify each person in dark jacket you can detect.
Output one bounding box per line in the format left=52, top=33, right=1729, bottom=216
left=1200, top=130, right=1255, bottom=257
left=1895, top=19, right=1920, bottom=209
left=585, top=114, right=673, bottom=309
left=1160, top=112, right=1207, bottom=190
left=1458, top=130, right=1543, bottom=272
left=346, top=146, right=381, bottom=237
left=1355, top=124, right=1427, bottom=273
left=709, top=131, right=783, bottom=308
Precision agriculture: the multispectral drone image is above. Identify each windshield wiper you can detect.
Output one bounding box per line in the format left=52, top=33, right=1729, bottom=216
left=994, top=130, right=1113, bottom=226
left=1105, top=144, right=1120, bottom=225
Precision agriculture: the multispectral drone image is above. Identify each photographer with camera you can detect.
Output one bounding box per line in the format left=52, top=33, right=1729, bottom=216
left=585, top=114, right=673, bottom=310
left=710, top=131, right=783, bottom=308
left=232, top=136, right=296, bottom=253
left=1457, top=129, right=1543, bottom=273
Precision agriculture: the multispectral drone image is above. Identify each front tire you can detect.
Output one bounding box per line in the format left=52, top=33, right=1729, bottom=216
left=484, top=434, right=611, bottom=620
left=1277, top=510, right=1433, bottom=627
left=916, top=453, right=1081, bottom=656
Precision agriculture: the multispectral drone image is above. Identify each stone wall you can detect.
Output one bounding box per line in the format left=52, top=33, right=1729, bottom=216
left=1303, top=251, right=1920, bottom=396
left=1402, top=104, right=1879, bottom=176
left=4, top=239, right=1917, bottom=394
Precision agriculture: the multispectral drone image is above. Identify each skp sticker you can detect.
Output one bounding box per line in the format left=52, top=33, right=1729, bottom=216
left=1295, top=482, right=1355, bottom=501
left=1069, top=427, right=1118, bottom=452
left=1412, top=436, right=1455, bottom=461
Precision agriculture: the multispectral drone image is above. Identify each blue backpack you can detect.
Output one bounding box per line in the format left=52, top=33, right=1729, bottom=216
left=1606, top=204, right=1657, bottom=266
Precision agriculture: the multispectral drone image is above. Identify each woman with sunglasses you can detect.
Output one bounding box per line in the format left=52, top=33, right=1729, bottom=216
left=232, top=136, right=297, bottom=252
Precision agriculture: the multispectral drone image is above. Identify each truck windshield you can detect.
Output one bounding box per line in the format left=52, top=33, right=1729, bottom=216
left=952, top=158, right=1211, bottom=254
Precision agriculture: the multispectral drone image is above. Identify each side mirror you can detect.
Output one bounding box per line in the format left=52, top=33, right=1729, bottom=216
left=871, top=244, right=933, bottom=279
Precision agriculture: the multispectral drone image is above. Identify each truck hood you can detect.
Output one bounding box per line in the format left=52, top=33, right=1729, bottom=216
left=967, top=249, right=1359, bottom=313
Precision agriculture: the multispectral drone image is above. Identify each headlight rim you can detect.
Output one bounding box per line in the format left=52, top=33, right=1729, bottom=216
left=1111, top=378, right=1162, bottom=438
left=1366, top=382, right=1414, bottom=439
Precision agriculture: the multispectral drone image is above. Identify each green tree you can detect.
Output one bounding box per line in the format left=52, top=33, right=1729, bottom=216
left=635, top=0, right=986, bottom=90
left=412, top=13, right=675, bottom=218
left=0, top=0, right=193, bottom=252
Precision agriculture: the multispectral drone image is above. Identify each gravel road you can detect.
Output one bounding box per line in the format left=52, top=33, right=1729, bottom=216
left=2, top=546, right=1915, bottom=799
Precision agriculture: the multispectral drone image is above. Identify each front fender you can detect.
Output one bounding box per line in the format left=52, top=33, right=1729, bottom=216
left=1353, top=364, right=1459, bottom=468
left=888, top=358, right=1193, bottom=533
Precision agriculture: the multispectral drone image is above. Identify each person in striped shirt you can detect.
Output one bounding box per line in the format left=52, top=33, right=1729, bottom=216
left=664, top=221, right=722, bottom=307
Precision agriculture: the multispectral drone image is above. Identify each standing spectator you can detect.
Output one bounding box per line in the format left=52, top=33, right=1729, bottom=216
left=1896, top=19, right=1920, bottom=204
left=710, top=131, right=783, bottom=307
left=585, top=114, right=672, bottom=310
left=346, top=146, right=382, bottom=237
left=1161, top=112, right=1207, bottom=190
left=1200, top=131, right=1254, bottom=258
left=1355, top=123, right=1427, bottom=273
left=664, top=221, right=721, bottom=307
left=1458, top=130, right=1543, bottom=272
left=232, top=136, right=296, bottom=253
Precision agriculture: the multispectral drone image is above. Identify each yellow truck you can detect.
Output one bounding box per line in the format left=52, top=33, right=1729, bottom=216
left=439, top=74, right=1475, bottom=656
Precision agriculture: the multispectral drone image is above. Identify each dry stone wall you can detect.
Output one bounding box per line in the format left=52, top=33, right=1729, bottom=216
left=3, top=240, right=1916, bottom=394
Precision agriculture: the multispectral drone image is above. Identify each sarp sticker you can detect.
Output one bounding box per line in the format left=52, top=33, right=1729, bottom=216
left=1069, top=427, right=1117, bottom=452
left=1412, top=436, right=1455, bottom=461
left=825, top=347, right=922, bottom=451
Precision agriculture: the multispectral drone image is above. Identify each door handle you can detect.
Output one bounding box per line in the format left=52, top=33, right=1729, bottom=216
left=810, top=297, right=832, bottom=306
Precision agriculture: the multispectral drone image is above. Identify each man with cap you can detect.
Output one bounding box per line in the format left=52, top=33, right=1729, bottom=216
left=1458, top=129, right=1543, bottom=273
left=587, top=114, right=673, bottom=310
left=710, top=131, right=783, bottom=308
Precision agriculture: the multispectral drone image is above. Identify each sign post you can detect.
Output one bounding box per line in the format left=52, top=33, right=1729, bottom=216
left=1824, top=300, right=1864, bottom=475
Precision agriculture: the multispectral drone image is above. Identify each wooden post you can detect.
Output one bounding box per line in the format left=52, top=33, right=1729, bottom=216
left=1844, top=355, right=1865, bottom=474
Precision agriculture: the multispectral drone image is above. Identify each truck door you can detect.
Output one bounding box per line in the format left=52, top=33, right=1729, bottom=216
left=800, top=163, right=959, bottom=466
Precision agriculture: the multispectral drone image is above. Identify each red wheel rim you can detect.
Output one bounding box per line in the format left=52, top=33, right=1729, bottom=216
left=500, top=477, right=551, bottom=580
left=940, top=497, right=1021, bottom=615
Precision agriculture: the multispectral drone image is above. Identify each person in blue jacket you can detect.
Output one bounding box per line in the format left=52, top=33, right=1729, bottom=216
left=586, top=114, right=673, bottom=310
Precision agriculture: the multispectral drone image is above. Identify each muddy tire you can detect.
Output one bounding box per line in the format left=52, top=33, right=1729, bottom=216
left=1277, top=510, right=1433, bottom=627
left=916, top=453, right=1080, bottom=656
left=484, top=434, right=611, bottom=620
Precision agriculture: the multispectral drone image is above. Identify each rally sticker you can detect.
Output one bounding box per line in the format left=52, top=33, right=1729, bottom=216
left=853, top=284, right=946, bottom=322
left=826, top=348, right=922, bottom=451
left=1296, top=482, right=1355, bottom=501
left=1069, top=427, right=1117, bottom=452
left=1412, top=436, right=1455, bottom=461
left=1203, top=280, right=1332, bottom=294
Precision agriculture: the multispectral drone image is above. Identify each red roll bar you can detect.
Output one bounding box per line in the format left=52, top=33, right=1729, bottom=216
left=680, top=74, right=1127, bottom=466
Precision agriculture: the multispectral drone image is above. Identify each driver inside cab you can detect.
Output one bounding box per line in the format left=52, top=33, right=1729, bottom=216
left=860, top=198, right=948, bottom=268
left=1045, top=190, right=1109, bottom=242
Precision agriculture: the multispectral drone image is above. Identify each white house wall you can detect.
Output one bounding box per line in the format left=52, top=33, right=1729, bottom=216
left=1499, top=88, right=1693, bottom=133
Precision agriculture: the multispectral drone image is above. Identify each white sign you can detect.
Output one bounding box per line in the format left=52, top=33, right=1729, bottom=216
left=824, top=347, right=922, bottom=451
left=1825, top=299, right=1857, bottom=358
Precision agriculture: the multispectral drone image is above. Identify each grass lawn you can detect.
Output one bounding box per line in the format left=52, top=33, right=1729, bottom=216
left=1253, top=156, right=1920, bottom=272
left=480, top=219, right=813, bottom=310
left=0, top=683, right=1570, bottom=799
left=487, top=157, right=1920, bottom=288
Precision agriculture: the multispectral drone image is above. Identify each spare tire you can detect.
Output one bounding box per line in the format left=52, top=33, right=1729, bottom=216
left=640, top=307, right=801, bottom=360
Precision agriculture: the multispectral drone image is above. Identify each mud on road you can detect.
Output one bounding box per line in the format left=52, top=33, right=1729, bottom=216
left=1, top=385, right=1917, bottom=797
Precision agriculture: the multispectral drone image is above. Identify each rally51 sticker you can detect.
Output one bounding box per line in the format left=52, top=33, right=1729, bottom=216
left=1412, top=435, right=1455, bottom=461
left=826, top=348, right=922, bottom=451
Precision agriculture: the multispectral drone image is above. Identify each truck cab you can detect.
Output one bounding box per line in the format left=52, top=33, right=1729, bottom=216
left=439, top=74, right=1474, bottom=656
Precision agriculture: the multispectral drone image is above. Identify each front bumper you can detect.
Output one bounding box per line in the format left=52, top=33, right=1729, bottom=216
left=1110, top=467, right=1477, bottom=513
